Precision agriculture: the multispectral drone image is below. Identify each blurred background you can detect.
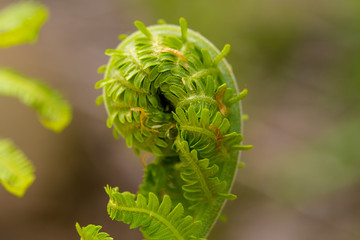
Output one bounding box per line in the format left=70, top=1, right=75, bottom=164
left=0, top=0, right=359, bottom=239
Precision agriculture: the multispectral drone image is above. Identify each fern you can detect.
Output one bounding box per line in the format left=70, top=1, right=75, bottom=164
left=0, top=139, right=35, bottom=197
left=0, top=68, right=72, bottom=132
left=0, top=1, right=48, bottom=48
left=0, top=69, right=71, bottom=196
left=106, top=186, right=203, bottom=240
left=174, top=137, right=236, bottom=203
left=76, top=223, right=113, bottom=240
left=86, top=17, right=252, bottom=239
left=0, top=2, right=71, bottom=200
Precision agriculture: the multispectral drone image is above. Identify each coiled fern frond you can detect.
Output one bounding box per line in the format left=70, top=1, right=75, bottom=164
left=81, top=17, right=252, bottom=239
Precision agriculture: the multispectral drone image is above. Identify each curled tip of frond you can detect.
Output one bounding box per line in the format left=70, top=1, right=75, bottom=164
left=118, top=34, right=128, bottom=41
left=134, top=21, right=153, bottom=40
left=157, top=19, right=167, bottom=25
left=179, top=17, right=188, bottom=43
left=213, top=44, right=231, bottom=67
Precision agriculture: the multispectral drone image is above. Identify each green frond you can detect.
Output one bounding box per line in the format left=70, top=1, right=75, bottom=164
left=105, top=186, right=203, bottom=240
left=174, top=137, right=235, bottom=202
left=0, top=1, right=48, bottom=47
left=0, top=139, right=35, bottom=197
left=0, top=68, right=72, bottom=132
left=97, top=18, right=251, bottom=238
left=76, top=223, right=113, bottom=240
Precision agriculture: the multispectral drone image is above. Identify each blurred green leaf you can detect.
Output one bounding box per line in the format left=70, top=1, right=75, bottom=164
left=76, top=223, right=113, bottom=240
left=0, top=1, right=48, bottom=48
left=0, top=68, right=72, bottom=132
left=0, top=139, right=35, bottom=197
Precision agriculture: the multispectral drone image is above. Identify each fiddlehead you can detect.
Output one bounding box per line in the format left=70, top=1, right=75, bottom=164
left=85, top=18, right=252, bottom=239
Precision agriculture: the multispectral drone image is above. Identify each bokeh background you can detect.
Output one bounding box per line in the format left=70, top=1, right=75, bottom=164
left=1, top=0, right=360, bottom=239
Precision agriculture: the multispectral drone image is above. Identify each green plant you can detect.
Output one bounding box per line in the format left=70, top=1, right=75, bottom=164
left=0, top=1, right=71, bottom=197
left=0, top=1, right=48, bottom=48
left=77, top=18, right=251, bottom=239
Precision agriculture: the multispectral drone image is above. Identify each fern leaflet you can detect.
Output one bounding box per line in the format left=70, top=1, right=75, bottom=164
left=105, top=186, right=203, bottom=240
left=76, top=223, right=113, bottom=240
left=0, top=139, right=35, bottom=197
left=174, top=137, right=236, bottom=203
left=0, top=1, right=48, bottom=48
left=0, top=68, right=72, bottom=132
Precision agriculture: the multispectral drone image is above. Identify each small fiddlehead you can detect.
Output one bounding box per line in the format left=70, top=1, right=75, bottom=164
left=85, top=18, right=252, bottom=239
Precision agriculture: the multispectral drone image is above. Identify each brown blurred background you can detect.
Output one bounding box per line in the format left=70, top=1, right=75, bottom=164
left=1, top=0, right=360, bottom=239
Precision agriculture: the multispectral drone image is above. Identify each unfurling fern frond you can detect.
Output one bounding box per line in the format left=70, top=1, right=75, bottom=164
left=91, top=17, right=253, bottom=239
left=0, top=139, right=35, bottom=197
left=105, top=186, right=203, bottom=240
left=0, top=68, right=72, bottom=132
left=0, top=1, right=48, bottom=48
left=76, top=223, right=113, bottom=240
